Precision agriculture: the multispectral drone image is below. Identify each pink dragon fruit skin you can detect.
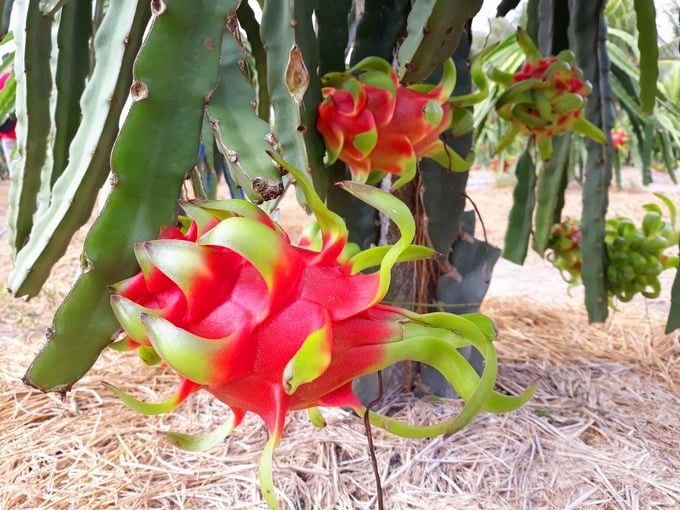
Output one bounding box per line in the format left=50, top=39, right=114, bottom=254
left=108, top=154, right=534, bottom=509
left=316, top=57, right=471, bottom=189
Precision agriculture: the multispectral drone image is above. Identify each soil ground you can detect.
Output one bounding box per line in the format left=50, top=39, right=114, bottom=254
left=0, top=167, right=679, bottom=509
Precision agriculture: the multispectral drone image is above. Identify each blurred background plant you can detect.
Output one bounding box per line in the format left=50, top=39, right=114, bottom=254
left=474, top=0, right=680, bottom=188
left=470, top=0, right=679, bottom=333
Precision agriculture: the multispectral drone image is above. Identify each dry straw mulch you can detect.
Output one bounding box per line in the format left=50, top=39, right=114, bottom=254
left=1, top=176, right=679, bottom=509
left=1, top=292, right=679, bottom=510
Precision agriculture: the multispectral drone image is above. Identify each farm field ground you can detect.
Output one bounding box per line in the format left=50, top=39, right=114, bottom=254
left=0, top=166, right=679, bottom=509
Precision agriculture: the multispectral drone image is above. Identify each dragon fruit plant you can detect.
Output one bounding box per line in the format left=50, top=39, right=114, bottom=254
left=316, top=54, right=486, bottom=189
left=488, top=27, right=607, bottom=161
left=6, top=1, right=676, bottom=506
left=13, top=1, right=674, bottom=403
left=106, top=155, right=535, bottom=509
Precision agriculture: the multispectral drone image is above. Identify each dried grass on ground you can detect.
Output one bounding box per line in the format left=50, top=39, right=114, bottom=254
left=1, top=174, right=679, bottom=509
left=1, top=296, right=679, bottom=509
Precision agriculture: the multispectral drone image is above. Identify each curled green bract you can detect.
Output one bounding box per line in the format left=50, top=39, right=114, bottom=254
left=108, top=155, right=535, bottom=509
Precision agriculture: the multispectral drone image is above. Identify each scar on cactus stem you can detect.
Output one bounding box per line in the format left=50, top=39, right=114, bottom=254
left=106, top=153, right=536, bottom=509
left=316, top=54, right=490, bottom=190
left=489, top=27, right=607, bottom=161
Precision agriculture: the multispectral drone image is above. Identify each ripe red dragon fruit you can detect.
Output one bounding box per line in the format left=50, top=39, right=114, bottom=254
left=316, top=56, right=479, bottom=190
left=107, top=153, right=534, bottom=509
left=610, top=128, right=628, bottom=150
left=489, top=27, right=607, bottom=160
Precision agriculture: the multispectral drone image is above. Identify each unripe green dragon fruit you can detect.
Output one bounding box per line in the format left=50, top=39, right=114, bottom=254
left=547, top=195, right=679, bottom=304
left=317, top=56, right=479, bottom=190
left=107, top=154, right=534, bottom=509
left=604, top=204, right=679, bottom=302
left=547, top=218, right=583, bottom=286
left=489, top=28, right=607, bottom=160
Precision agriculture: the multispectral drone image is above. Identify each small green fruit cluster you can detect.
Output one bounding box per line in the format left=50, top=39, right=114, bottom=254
left=605, top=209, right=679, bottom=302
left=547, top=198, right=679, bottom=304
left=547, top=218, right=582, bottom=286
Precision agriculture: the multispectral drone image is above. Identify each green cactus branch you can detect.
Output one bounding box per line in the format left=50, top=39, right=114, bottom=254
left=260, top=0, right=308, bottom=179
left=532, top=133, right=571, bottom=254
left=9, top=1, right=151, bottom=298
left=569, top=0, right=614, bottom=323
left=350, top=0, right=409, bottom=65
left=293, top=0, right=326, bottom=190
left=236, top=1, right=270, bottom=121
left=316, top=0, right=352, bottom=76
left=7, top=0, right=53, bottom=258
left=633, top=0, right=658, bottom=116
left=207, top=21, right=283, bottom=204
left=668, top=264, right=680, bottom=334
left=502, top=146, right=536, bottom=264
left=50, top=0, right=92, bottom=187
left=398, top=0, right=483, bottom=83
left=0, top=0, right=13, bottom=37
left=24, top=0, right=233, bottom=392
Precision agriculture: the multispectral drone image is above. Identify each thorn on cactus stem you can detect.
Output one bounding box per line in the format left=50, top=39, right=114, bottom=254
left=225, top=12, right=239, bottom=34
left=226, top=150, right=238, bottom=163
left=264, top=132, right=279, bottom=149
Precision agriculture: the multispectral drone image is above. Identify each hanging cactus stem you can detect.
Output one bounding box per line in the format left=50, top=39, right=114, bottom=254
left=22, top=0, right=232, bottom=392
left=9, top=1, right=151, bottom=298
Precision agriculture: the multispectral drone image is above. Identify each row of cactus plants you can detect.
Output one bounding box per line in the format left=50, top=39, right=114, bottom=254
left=486, top=0, right=679, bottom=331
left=5, top=1, right=528, bottom=506
left=4, top=0, right=678, bottom=507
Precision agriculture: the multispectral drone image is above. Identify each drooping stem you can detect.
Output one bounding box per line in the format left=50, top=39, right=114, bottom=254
left=363, top=370, right=385, bottom=510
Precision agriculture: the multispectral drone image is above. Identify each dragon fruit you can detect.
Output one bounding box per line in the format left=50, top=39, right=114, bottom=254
left=610, top=128, right=628, bottom=150
left=316, top=56, right=479, bottom=190
left=547, top=196, right=679, bottom=304
left=107, top=153, right=534, bottom=509
left=547, top=218, right=583, bottom=286
left=489, top=28, right=607, bottom=160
